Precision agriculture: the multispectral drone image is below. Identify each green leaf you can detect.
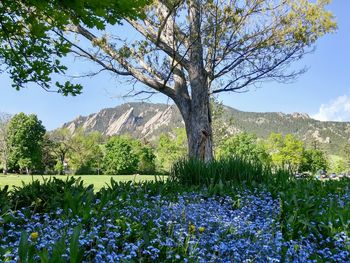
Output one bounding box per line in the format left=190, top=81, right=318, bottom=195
left=18, top=231, right=29, bottom=263
left=70, top=226, right=83, bottom=263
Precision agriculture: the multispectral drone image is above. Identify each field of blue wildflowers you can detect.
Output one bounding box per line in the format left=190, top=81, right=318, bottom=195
left=1, top=165, right=350, bottom=262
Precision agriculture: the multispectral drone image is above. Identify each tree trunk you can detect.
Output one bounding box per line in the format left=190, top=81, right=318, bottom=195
left=1, top=151, right=8, bottom=175
left=1, top=155, right=7, bottom=175
left=174, top=0, right=213, bottom=162
left=185, top=104, right=213, bottom=162
left=176, top=93, right=213, bottom=162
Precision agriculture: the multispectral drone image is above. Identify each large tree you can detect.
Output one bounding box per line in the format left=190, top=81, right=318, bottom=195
left=67, top=130, right=104, bottom=174
left=299, top=148, right=328, bottom=174
left=1, top=0, right=336, bottom=161
left=7, top=113, right=46, bottom=174
left=49, top=128, right=75, bottom=169
left=102, top=136, right=139, bottom=175
left=267, top=133, right=304, bottom=172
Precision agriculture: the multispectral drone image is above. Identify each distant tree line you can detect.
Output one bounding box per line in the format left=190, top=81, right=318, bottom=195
left=1, top=112, right=349, bottom=175
left=224, top=132, right=350, bottom=175
left=216, top=132, right=330, bottom=174
left=0, top=112, right=181, bottom=175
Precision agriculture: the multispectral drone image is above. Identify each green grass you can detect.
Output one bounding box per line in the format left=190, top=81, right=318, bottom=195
left=0, top=174, right=165, bottom=190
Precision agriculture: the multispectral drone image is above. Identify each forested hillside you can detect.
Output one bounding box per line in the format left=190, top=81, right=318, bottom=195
left=62, top=103, right=350, bottom=156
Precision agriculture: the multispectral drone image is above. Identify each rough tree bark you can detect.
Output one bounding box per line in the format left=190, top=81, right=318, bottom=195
left=175, top=0, right=213, bottom=161
left=182, top=98, right=213, bottom=162
left=175, top=89, right=213, bottom=162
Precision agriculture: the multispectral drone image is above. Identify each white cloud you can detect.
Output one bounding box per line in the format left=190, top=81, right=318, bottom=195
left=312, top=95, right=350, bottom=122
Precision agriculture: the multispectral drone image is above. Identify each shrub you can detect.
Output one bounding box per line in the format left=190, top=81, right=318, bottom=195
left=75, top=164, right=97, bottom=175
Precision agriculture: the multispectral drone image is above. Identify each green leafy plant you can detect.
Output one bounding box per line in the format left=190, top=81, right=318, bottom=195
left=18, top=231, right=36, bottom=263
left=10, top=177, right=95, bottom=214
left=170, top=157, right=275, bottom=187
left=70, top=227, right=84, bottom=263
left=0, top=185, right=10, bottom=211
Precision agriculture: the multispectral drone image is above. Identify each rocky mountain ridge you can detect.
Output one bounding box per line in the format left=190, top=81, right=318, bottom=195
left=63, top=103, right=184, bottom=141
left=62, top=102, right=350, bottom=155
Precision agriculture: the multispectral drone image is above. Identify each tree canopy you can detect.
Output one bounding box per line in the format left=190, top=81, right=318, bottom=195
left=0, top=0, right=149, bottom=95
left=103, top=136, right=139, bottom=175
left=156, top=128, right=187, bottom=171
left=7, top=113, right=46, bottom=173
left=1, top=0, right=336, bottom=160
left=266, top=133, right=305, bottom=172
left=67, top=130, right=104, bottom=175
left=299, top=148, right=328, bottom=174
left=217, top=132, right=270, bottom=166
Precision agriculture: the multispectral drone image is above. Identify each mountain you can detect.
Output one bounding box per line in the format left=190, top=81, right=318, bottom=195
left=62, top=102, right=350, bottom=155
left=62, top=103, right=184, bottom=141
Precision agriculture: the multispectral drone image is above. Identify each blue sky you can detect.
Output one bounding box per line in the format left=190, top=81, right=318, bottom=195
left=1, top=1, right=349, bottom=130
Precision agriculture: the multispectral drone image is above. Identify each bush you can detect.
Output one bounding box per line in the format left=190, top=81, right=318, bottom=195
left=75, top=165, right=98, bottom=175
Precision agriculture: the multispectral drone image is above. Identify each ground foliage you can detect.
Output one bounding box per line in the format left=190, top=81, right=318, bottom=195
left=0, top=161, right=350, bottom=262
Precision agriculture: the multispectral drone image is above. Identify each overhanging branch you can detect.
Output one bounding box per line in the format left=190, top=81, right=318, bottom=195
left=68, top=25, right=176, bottom=99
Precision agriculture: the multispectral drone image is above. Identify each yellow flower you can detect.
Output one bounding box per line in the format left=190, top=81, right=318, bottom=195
left=198, top=227, right=205, bottom=233
left=189, top=224, right=196, bottom=233
left=30, top=232, right=39, bottom=241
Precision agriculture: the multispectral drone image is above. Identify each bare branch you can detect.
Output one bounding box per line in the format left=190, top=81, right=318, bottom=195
left=212, top=47, right=302, bottom=94
left=127, top=19, right=190, bottom=71
left=70, top=25, right=176, bottom=99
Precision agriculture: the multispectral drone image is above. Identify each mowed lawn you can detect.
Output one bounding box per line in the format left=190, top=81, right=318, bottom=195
left=0, top=174, right=166, bottom=190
